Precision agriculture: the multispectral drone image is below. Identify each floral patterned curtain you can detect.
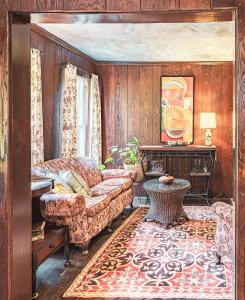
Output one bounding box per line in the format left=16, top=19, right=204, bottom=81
left=60, top=63, right=78, bottom=158
left=31, top=48, right=44, bottom=166
left=90, top=74, right=102, bottom=165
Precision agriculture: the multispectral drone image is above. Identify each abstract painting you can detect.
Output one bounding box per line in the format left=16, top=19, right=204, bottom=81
left=160, top=76, right=194, bottom=143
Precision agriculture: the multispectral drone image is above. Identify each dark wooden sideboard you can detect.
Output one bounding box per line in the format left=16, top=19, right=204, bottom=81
left=31, top=178, right=71, bottom=298
left=140, top=145, right=216, bottom=206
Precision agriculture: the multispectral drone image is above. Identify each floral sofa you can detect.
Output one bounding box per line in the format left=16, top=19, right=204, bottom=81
left=32, top=157, right=136, bottom=253
left=212, top=201, right=234, bottom=264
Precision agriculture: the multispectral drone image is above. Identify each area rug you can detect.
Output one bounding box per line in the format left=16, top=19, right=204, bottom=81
left=63, top=206, right=233, bottom=299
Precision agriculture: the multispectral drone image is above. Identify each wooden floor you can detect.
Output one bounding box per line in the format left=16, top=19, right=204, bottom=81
left=37, top=197, right=228, bottom=300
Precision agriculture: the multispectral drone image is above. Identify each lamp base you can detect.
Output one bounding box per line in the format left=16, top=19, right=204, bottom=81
left=205, top=129, right=212, bottom=146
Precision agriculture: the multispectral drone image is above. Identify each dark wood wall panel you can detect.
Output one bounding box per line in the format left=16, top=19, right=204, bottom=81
left=64, top=0, right=105, bottom=10
left=100, top=65, right=116, bottom=156
left=31, top=29, right=97, bottom=161
left=128, top=66, right=140, bottom=140
left=141, top=0, right=179, bottom=10
left=35, top=0, right=64, bottom=10
left=97, top=63, right=234, bottom=197
left=180, top=0, right=211, bottom=9
left=139, top=66, right=153, bottom=145
left=212, top=0, right=236, bottom=8
left=114, top=66, right=128, bottom=147
left=106, top=0, right=140, bottom=11
left=7, top=0, right=237, bottom=11
left=152, top=66, right=161, bottom=144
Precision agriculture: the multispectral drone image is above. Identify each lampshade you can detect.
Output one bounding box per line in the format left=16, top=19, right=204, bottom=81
left=200, top=112, right=217, bottom=129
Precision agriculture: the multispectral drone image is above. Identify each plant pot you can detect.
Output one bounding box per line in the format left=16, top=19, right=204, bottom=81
left=123, top=163, right=144, bottom=183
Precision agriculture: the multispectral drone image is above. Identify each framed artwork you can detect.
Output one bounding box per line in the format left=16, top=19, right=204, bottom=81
left=160, top=76, right=194, bottom=144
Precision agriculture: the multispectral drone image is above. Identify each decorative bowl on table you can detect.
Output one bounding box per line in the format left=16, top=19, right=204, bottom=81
left=159, top=175, right=175, bottom=185
left=167, top=141, right=188, bottom=146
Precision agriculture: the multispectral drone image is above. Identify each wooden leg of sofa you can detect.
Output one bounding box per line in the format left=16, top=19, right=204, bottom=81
left=80, top=241, right=90, bottom=256
left=106, top=222, right=113, bottom=234
left=121, top=211, right=126, bottom=219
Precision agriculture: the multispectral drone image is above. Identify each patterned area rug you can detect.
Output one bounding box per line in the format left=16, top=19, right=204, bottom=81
left=63, top=207, right=233, bottom=299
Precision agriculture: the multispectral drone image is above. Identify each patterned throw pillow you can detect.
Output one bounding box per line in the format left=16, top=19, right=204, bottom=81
left=59, top=170, right=92, bottom=197
left=45, top=172, right=74, bottom=194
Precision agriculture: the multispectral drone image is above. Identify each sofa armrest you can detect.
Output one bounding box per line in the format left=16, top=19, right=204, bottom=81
left=40, top=193, right=85, bottom=218
left=101, top=169, right=137, bottom=181
left=212, top=201, right=233, bottom=222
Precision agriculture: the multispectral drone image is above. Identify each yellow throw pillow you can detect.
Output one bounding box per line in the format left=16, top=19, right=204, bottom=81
left=44, top=172, right=74, bottom=194
left=52, top=181, right=74, bottom=194
left=59, top=170, right=92, bottom=197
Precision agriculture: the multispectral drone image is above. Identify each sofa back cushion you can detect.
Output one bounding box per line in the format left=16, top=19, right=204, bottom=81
left=32, top=157, right=102, bottom=188
left=76, top=156, right=102, bottom=187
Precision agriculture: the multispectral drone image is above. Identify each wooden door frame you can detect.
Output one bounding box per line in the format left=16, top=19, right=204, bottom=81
left=9, top=13, right=32, bottom=300
left=2, top=1, right=245, bottom=299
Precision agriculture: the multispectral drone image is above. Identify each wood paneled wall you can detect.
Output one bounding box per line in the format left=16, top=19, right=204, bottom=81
left=97, top=63, right=234, bottom=197
left=31, top=28, right=97, bottom=161
left=0, top=1, right=242, bottom=299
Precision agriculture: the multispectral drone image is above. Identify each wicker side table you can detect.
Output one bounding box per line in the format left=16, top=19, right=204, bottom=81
left=143, top=179, right=191, bottom=228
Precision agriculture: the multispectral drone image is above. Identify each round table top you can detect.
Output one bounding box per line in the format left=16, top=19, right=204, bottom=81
left=143, top=178, right=191, bottom=193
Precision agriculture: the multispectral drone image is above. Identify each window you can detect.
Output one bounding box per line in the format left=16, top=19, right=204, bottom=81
left=76, top=75, right=90, bottom=157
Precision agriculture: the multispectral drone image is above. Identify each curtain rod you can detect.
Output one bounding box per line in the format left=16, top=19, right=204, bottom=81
left=63, top=62, right=92, bottom=78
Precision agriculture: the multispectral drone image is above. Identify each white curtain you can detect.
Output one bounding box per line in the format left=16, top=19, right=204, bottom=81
left=89, top=74, right=102, bottom=165
left=31, top=48, right=44, bottom=166
left=60, top=63, right=78, bottom=158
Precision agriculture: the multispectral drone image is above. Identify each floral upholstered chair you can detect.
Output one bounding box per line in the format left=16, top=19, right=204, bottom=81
left=32, top=157, right=136, bottom=254
left=212, top=201, right=234, bottom=264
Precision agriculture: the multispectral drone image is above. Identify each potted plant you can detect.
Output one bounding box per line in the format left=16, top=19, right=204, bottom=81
left=99, top=137, right=144, bottom=182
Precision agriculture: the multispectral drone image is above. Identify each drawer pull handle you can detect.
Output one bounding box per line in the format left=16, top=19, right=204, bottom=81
left=49, top=244, right=55, bottom=249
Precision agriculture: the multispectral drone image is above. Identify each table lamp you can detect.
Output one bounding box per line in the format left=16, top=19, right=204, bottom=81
left=200, top=112, right=216, bottom=146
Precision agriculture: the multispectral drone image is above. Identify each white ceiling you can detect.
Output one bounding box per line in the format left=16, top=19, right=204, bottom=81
left=37, top=22, right=235, bottom=62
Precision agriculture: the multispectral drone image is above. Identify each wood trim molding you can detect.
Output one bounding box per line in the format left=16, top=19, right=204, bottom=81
left=30, top=24, right=98, bottom=64
left=97, top=61, right=235, bottom=65
left=31, top=10, right=234, bottom=24
left=236, top=2, right=245, bottom=299
left=11, top=13, right=32, bottom=299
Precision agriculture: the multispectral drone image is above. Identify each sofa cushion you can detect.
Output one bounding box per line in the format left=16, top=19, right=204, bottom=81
left=59, top=170, right=92, bottom=197
left=32, top=158, right=88, bottom=180
left=76, top=156, right=102, bottom=187
left=91, top=184, right=123, bottom=199
left=85, top=195, right=111, bottom=217
left=100, top=178, right=133, bottom=191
